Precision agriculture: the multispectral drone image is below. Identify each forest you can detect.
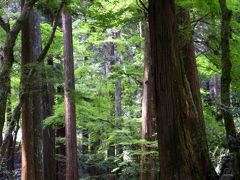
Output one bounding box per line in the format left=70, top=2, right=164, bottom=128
left=0, top=0, right=240, bottom=179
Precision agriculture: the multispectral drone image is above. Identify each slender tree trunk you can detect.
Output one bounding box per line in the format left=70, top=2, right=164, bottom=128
left=219, top=0, right=240, bottom=179
left=21, top=5, right=44, bottom=179
left=148, top=0, right=217, bottom=179
left=115, top=80, right=122, bottom=156
left=43, top=57, right=56, bottom=180
left=140, top=23, right=156, bottom=180
left=6, top=84, right=14, bottom=172
left=219, top=0, right=236, bottom=138
left=0, top=73, right=10, bottom=145
left=62, top=9, right=78, bottom=180
left=56, top=126, right=66, bottom=180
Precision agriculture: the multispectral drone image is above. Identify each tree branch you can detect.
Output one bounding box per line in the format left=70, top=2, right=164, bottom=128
left=136, top=0, right=148, bottom=14
left=4, top=0, right=39, bottom=54
left=37, top=2, right=64, bottom=63
left=0, top=17, right=9, bottom=32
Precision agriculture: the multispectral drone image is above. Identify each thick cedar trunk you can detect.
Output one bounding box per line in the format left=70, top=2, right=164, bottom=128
left=178, top=8, right=217, bottom=179
left=219, top=0, right=236, bottom=138
left=148, top=0, right=217, bottom=179
left=0, top=0, right=38, bottom=146
left=43, top=57, right=56, bottom=180
left=140, top=23, right=156, bottom=180
left=21, top=5, right=44, bottom=179
left=62, top=9, right=78, bottom=180
left=21, top=4, right=35, bottom=179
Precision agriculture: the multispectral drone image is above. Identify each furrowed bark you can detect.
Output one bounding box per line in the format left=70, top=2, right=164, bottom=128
left=21, top=4, right=44, bottom=179
left=62, top=9, right=79, bottom=180
left=178, top=8, right=218, bottom=179
left=140, top=23, right=156, bottom=180
left=0, top=0, right=39, bottom=146
left=148, top=0, right=217, bottom=179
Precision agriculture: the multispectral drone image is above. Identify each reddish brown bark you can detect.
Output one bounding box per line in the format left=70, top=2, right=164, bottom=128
left=178, top=8, right=217, bottom=179
left=0, top=0, right=38, bottom=146
left=21, top=4, right=44, bottom=179
left=21, top=4, right=35, bottom=179
left=140, top=23, right=156, bottom=180
left=62, top=9, right=78, bottom=180
left=148, top=0, right=217, bottom=179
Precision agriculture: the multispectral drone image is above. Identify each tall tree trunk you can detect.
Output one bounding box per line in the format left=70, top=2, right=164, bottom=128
left=21, top=5, right=44, bottom=180
left=43, top=57, right=56, bottom=180
left=140, top=23, right=156, bottom=180
left=219, top=0, right=236, bottom=138
left=148, top=0, right=217, bottom=179
left=62, top=9, right=78, bottom=180
left=219, top=0, right=240, bottom=179
left=0, top=0, right=38, bottom=147
left=177, top=8, right=217, bottom=179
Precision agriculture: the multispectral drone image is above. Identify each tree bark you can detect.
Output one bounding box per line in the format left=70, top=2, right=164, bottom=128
left=43, top=57, right=56, bottom=180
left=0, top=0, right=38, bottom=146
left=140, top=23, right=156, bottom=180
left=148, top=0, right=217, bottom=179
left=62, top=9, right=78, bottom=180
left=177, top=8, right=218, bottom=179
left=219, top=0, right=236, bottom=138
left=21, top=5, right=44, bottom=180
left=219, top=0, right=240, bottom=179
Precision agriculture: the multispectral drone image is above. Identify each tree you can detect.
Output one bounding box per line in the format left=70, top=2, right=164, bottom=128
left=43, top=57, right=56, bottom=180
left=0, top=0, right=38, bottom=145
left=219, top=0, right=240, bottom=178
left=177, top=8, right=217, bottom=179
left=219, top=0, right=236, bottom=138
left=148, top=0, right=217, bottom=179
left=21, top=5, right=44, bottom=179
left=62, top=7, right=78, bottom=180
left=140, top=22, right=156, bottom=180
